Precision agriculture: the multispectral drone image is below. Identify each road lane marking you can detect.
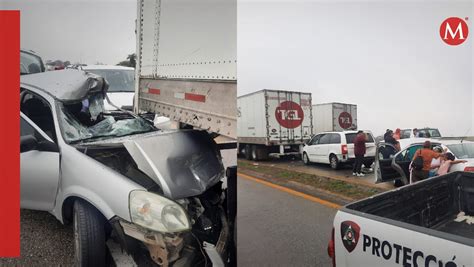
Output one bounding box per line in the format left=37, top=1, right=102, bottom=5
left=238, top=172, right=342, bottom=210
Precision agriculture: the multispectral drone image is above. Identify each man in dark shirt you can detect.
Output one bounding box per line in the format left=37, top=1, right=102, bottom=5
left=353, top=131, right=366, bottom=177
left=384, top=130, right=401, bottom=151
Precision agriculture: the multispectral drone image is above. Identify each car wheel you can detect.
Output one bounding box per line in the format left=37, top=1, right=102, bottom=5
left=74, top=200, right=106, bottom=267
left=303, top=152, right=311, bottom=165
left=364, top=160, right=374, bottom=168
left=329, top=154, right=340, bottom=170
left=244, top=144, right=252, bottom=160
left=393, top=179, right=406, bottom=187
left=251, top=145, right=258, bottom=161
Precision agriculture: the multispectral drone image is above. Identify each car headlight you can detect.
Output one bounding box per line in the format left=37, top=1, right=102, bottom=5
left=129, top=190, right=191, bottom=233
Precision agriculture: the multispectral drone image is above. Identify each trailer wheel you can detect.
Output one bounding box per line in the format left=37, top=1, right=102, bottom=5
left=73, top=200, right=106, bottom=267
left=329, top=154, right=340, bottom=170
left=251, top=145, right=258, bottom=161
left=244, top=144, right=252, bottom=160
left=303, top=152, right=311, bottom=165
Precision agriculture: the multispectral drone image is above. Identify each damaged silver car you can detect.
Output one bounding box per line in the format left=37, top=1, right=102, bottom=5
left=20, top=70, right=235, bottom=266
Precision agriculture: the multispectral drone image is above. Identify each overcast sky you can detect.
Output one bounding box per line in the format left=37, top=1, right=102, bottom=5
left=1, top=0, right=136, bottom=64
left=2, top=0, right=473, bottom=136
left=238, top=0, right=473, bottom=136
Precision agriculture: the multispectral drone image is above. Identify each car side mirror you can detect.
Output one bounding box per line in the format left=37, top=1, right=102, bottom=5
left=20, top=135, right=38, bottom=152
left=20, top=135, right=59, bottom=153
left=38, top=140, right=59, bottom=153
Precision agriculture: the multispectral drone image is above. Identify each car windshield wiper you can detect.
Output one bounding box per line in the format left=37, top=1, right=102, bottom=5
left=70, top=134, right=117, bottom=144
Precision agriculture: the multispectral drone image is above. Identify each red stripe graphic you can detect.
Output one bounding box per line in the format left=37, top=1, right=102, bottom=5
left=184, top=93, right=206, bottom=102
left=0, top=10, right=20, bottom=257
left=148, top=88, right=161, bottom=95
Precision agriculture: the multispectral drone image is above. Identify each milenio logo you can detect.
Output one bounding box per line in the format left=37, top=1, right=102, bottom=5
left=440, top=17, right=469, bottom=45
left=340, top=221, right=360, bottom=253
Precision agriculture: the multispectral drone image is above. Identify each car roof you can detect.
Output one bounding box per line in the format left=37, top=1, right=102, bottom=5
left=21, top=69, right=108, bottom=102
left=80, top=65, right=134, bottom=70
left=315, top=130, right=372, bottom=135
left=397, top=138, right=473, bottom=148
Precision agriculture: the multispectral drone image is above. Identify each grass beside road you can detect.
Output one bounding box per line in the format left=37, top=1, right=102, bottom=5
left=238, top=160, right=383, bottom=200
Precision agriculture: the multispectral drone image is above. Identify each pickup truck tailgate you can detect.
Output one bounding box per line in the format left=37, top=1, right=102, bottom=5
left=331, top=172, right=474, bottom=267
left=333, top=211, right=473, bottom=267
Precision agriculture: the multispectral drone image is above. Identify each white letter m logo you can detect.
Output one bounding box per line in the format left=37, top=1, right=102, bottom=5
left=444, top=21, right=465, bottom=40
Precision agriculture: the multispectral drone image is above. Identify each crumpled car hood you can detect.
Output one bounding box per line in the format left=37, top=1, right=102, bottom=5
left=122, top=130, right=225, bottom=199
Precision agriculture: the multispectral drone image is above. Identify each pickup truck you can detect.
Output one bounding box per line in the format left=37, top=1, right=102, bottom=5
left=328, top=171, right=474, bottom=267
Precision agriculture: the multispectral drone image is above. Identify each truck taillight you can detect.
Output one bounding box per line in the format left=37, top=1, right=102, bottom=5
left=341, top=145, right=348, bottom=155
left=327, top=227, right=336, bottom=267
left=464, top=167, right=474, bottom=172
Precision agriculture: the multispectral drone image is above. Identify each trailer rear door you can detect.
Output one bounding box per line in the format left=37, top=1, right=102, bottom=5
left=265, top=90, right=312, bottom=144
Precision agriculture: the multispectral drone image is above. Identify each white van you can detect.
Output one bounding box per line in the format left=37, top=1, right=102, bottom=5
left=302, top=130, right=376, bottom=169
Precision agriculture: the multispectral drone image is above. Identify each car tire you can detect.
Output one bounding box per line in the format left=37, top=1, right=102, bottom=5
left=329, top=154, right=340, bottom=170
left=244, top=144, right=252, bottom=160
left=303, top=152, right=311, bottom=165
left=73, top=199, right=106, bottom=267
left=393, top=179, right=406, bottom=187
left=364, top=160, right=374, bottom=168
left=251, top=145, right=258, bottom=161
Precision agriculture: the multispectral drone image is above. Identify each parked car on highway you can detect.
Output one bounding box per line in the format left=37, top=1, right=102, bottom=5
left=400, top=127, right=442, bottom=139
left=67, top=65, right=135, bottom=111
left=302, top=130, right=376, bottom=169
left=375, top=139, right=474, bottom=186
left=20, top=70, right=233, bottom=266
left=20, top=49, right=45, bottom=75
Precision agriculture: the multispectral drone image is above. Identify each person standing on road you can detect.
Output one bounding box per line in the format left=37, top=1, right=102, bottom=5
left=436, top=152, right=467, bottom=176
left=429, top=146, right=444, bottom=177
left=413, top=128, right=420, bottom=137
left=353, top=130, right=366, bottom=177
left=384, top=130, right=401, bottom=151
left=411, top=141, right=443, bottom=183
left=394, top=128, right=401, bottom=140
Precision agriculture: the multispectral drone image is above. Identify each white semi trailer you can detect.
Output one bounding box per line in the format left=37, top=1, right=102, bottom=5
left=313, top=102, right=357, bottom=134
left=134, top=0, right=237, bottom=265
left=237, top=89, right=313, bottom=160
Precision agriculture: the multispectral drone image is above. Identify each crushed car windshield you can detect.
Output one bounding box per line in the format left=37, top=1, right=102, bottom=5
left=85, top=69, right=134, bottom=92
left=447, top=143, right=474, bottom=159
left=58, top=93, right=156, bottom=143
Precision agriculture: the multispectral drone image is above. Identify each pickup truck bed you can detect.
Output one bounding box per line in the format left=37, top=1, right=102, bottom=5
left=331, top=172, right=474, bottom=267
left=347, top=172, right=474, bottom=244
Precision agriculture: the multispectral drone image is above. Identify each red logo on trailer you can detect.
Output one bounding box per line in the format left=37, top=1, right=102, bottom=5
left=341, top=221, right=360, bottom=253
left=440, top=17, right=469, bottom=46
left=275, top=101, right=304, bottom=129
left=338, top=112, right=353, bottom=129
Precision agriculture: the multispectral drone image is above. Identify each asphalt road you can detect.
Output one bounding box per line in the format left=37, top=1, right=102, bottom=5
left=0, top=209, right=75, bottom=266
left=237, top=175, right=338, bottom=266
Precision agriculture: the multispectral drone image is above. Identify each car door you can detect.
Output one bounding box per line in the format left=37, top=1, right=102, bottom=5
left=305, top=134, right=321, bottom=162
left=315, top=134, right=331, bottom=163
left=20, top=112, right=60, bottom=211
left=375, top=142, right=402, bottom=183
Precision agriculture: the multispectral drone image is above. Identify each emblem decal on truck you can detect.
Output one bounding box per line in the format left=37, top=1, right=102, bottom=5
left=338, top=112, right=353, bottom=129
left=275, top=101, right=304, bottom=129
left=341, top=221, right=360, bottom=253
